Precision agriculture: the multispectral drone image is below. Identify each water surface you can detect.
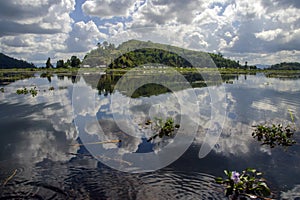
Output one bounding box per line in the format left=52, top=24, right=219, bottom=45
left=0, top=72, right=300, bottom=199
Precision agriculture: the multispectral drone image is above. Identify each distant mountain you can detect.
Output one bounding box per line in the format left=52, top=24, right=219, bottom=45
left=269, top=62, right=300, bottom=70
left=255, top=64, right=270, bottom=69
left=0, top=53, right=35, bottom=69
left=83, top=40, right=243, bottom=69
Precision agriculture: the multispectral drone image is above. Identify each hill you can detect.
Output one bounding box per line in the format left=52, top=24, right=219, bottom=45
left=0, top=53, right=35, bottom=69
left=82, top=40, right=244, bottom=69
left=269, top=62, right=300, bottom=70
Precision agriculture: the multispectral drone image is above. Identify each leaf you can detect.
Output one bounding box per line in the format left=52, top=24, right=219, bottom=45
left=246, top=168, right=256, bottom=173
left=224, top=170, right=231, bottom=177
left=258, top=182, right=271, bottom=196
left=256, top=172, right=263, bottom=176
left=215, top=177, right=224, bottom=184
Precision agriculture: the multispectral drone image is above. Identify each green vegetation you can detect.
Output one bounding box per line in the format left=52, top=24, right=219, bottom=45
left=0, top=87, right=4, bottom=93
left=0, top=53, right=35, bottom=69
left=109, top=48, right=193, bottom=68
left=145, top=117, right=180, bottom=142
left=215, top=168, right=271, bottom=200
left=16, top=87, right=38, bottom=97
left=0, top=70, right=35, bottom=85
left=252, top=110, right=296, bottom=148
left=83, top=40, right=244, bottom=69
left=45, top=55, right=81, bottom=69
left=15, top=86, right=56, bottom=97
left=270, top=62, right=300, bottom=70
left=252, top=124, right=296, bottom=148
left=46, top=57, right=54, bottom=68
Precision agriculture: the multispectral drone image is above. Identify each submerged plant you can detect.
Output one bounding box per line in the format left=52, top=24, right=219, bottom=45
left=146, top=117, right=180, bottom=142
left=0, top=87, right=4, bottom=93
left=215, top=168, right=271, bottom=200
left=252, top=124, right=296, bottom=148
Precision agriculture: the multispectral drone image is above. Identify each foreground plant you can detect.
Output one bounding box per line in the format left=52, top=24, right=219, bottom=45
left=215, top=168, right=271, bottom=200
left=252, top=124, right=296, bottom=148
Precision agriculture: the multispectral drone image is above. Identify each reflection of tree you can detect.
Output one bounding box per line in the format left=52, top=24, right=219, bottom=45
left=97, top=74, right=119, bottom=96
left=67, top=75, right=80, bottom=84
left=131, top=83, right=171, bottom=98
left=81, top=71, right=237, bottom=98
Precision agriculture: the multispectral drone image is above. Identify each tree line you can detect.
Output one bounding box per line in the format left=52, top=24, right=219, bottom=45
left=45, top=56, right=81, bottom=68
left=270, top=62, right=300, bottom=70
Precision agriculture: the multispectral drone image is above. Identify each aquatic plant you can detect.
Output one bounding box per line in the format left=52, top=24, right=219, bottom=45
left=252, top=124, right=296, bottom=148
left=252, top=109, right=297, bottom=148
left=16, top=87, right=28, bottom=95
left=215, top=168, right=271, bottom=200
left=0, top=87, right=4, bottom=93
left=16, top=87, right=38, bottom=97
left=146, top=117, right=180, bottom=142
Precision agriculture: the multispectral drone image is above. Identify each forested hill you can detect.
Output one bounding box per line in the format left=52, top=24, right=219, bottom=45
left=269, top=62, right=300, bottom=70
left=0, top=53, right=35, bottom=69
left=83, top=40, right=248, bottom=69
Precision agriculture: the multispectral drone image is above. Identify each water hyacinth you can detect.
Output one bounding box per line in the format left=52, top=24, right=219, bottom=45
left=231, top=171, right=240, bottom=184
left=215, top=168, right=271, bottom=199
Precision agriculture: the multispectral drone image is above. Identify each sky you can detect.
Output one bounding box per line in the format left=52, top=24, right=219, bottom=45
left=0, top=0, right=299, bottom=66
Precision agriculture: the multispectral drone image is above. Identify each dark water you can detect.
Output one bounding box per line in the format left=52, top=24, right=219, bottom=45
left=0, top=71, right=300, bottom=199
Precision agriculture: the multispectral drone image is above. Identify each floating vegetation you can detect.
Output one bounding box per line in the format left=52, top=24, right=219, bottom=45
left=16, top=87, right=38, bottom=97
left=215, top=168, right=271, bottom=200
left=252, top=124, right=296, bottom=148
left=0, top=87, right=4, bottom=93
left=15, top=86, right=57, bottom=97
left=146, top=117, right=180, bottom=142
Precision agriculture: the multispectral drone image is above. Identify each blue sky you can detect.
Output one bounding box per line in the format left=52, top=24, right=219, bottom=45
left=0, top=0, right=299, bottom=65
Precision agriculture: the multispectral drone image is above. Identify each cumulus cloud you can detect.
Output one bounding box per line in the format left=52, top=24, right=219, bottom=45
left=1, top=0, right=300, bottom=65
left=82, top=0, right=137, bottom=18
left=0, top=0, right=75, bottom=36
left=0, top=0, right=77, bottom=64
left=65, top=20, right=107, bottom=52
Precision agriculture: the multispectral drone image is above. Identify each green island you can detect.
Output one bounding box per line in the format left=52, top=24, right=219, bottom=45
left=0, top=40, right=300, bottom=74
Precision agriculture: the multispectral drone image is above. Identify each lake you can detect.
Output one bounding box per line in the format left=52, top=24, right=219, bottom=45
left=0, top=70, right=300, bottom=199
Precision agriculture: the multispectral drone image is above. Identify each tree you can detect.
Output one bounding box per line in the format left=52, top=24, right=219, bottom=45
left=245, top=61, right=248, bottom=69
left=64, top=59, right=71, bottom=68
left=46, top=57, right=53, bottom=68
left=70, top=56, right=81, bottom=68
left=56, top=60, right=64, bottom=68
left=103, top=41, right=108, bottom=49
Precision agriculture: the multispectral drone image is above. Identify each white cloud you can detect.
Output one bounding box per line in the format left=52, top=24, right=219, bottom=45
left=1, top=0, right=300, bottom=65
left=0, top=0, right=76, bottom=64
left=82, top=0, right=137, bottom=19
left=255, top=28, right=283, bottom=41
left=66, top=20, right=107, bottom=52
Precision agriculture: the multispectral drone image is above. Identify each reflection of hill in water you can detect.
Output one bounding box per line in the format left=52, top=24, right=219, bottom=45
left=82, top=71, right=238, bottom=98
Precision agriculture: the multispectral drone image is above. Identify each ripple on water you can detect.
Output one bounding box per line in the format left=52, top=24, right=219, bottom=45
left=63, top=166, right=226, bottom=200
left=136, top=169, right=226, bottom=200
left=1, top=161, right=226, bottom=199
